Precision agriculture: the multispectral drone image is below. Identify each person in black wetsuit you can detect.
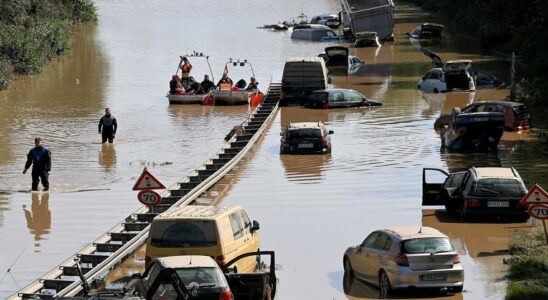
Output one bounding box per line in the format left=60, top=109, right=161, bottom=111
left=185, top=77, right=204, bottom=94
left=98, top=108, right=118, bottom=143
left=201, top=75, right=215, bottom=92
left=23, top=137, right=52, bottom=191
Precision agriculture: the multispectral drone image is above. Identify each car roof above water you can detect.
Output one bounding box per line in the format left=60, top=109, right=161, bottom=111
left=287, top=122, right=323, bottom=129
left=156, top=205, right=239, bottom=220
left=472, top=167, right=520, bottom=180
left=156, top=255, right=218, bottom=269
left=385, top=226, right=446, bottom=240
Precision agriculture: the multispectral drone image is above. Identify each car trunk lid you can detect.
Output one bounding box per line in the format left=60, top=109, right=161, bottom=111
left=407, top=252, right=455, bottom=271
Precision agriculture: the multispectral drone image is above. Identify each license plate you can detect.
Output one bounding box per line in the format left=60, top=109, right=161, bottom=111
left=298, top=143, right=314, bottom=149
left=488, top=201, right=509, bottom=207
left=420, top=273, right=447, bottom=281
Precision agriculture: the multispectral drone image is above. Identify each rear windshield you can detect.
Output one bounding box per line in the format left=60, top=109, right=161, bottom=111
left=151, top=220, right=217, bottom=247
left=176, top=267, right=228, bottom=289
left=288, top=128, right=321, bottom=139
left=472, top=178, right=526, bottom=196
left=513, top=105, right=529, bottom=116
left=309, top=92, right=327, bottom=102
left=402, top=238, right=453, bottom=254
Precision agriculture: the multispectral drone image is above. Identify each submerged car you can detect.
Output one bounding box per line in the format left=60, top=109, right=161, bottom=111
left=418, top=60, right=476, bottom=93
left=280, top=121, right=333, bottom=154
left=290, top=24, right=340, bottom=42
left=318, top=46, right=365, bottom=74
left=130, top=255, right=233, bottom=299
left=407, top=23, right=445, bottom=39
left=440, top=108, right=505, bottom=151
left=435, top=100, right=531, bottom=131
left=422, top=167, right=529, bottom=220
left=353, top=31, right=381, bottom=47
left=304, top=89, right=381, bottom=108
left=310, top=14, right=341, bottom=28
left=343, top=226, right=464, bottom=297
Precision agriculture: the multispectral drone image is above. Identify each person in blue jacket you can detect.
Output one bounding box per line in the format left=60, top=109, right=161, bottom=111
left=23, top=137, right=51, bottom=191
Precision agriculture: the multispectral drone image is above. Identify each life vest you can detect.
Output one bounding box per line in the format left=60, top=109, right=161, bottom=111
left=219, top=83, right=232, bottom=90
left=181, top=64, right=192, bottom=79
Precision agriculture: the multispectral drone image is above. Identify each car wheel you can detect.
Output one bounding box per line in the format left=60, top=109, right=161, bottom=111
left=433, top=88, right=439, bottom=93
left=379, top=270, right=391, bottom=298
left=343, top=256, right=353, bottom=277
left=449, top=286, right=463, bottom=293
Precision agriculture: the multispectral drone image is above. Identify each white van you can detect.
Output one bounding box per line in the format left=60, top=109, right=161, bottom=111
left=281, top=57, right=329, bottom=106
left=145, top=205, right=260, bottom=273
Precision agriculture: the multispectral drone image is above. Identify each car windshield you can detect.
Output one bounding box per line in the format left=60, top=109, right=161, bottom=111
left=402, top=237, right=453, bottom=254
left=472, top=178, right=526, bottom=196
left=151, top=220, right=218, bottom=247
left=288, top=128, right=321, bottom=139
left=176, top=267, right=228, bottom=289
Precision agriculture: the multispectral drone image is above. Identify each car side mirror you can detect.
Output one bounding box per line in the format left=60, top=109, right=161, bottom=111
left=328, top=130, right=334, bottom=134
left=355, top=246, right=362, bottom=253
left=131, top=273, right=143, bottom=279
left=251, top=220, right=260, bottom=232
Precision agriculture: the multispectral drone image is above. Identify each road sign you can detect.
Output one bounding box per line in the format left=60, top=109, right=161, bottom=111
left=133, top=168, right=166, bottom=190
left=519, top=184, right=548, bottom=206
left=137, top=190, right=162, bottom=206
left=528, top=204, right=548, bottom=220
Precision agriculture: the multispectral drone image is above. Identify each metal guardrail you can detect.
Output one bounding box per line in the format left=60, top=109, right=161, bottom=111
left=9, top=83, right=281, bottom=300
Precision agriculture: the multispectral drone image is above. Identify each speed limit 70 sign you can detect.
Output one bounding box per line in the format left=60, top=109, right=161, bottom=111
left=528, top=204, right=548, bottom=220
left=137, top=190, right=162, bottom=206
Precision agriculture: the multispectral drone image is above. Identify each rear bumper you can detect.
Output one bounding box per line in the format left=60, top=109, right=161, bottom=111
left=463, top=207, right=528, bottom=217
left=388, top=266, right=464, bottom=289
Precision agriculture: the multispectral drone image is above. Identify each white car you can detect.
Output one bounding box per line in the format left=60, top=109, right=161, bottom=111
left=418, top=60, right=476, bottom=93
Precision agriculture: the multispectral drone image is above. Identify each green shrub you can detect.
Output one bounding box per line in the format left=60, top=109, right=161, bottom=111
left=506, top=281, right=548, bottom=300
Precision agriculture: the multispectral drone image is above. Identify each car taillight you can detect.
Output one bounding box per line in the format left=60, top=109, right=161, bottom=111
left=457, top=127, right=466, bottom=135
left=322, top=136, right=328, bottom=145
left=215, top=255, right=226, bottom=267
left=145, top=256, right=151, bottom=267
left=465, top=198, right=480, bottom=208
left=452, top=253, right=461, bottom=264
left=395, top=253, right=409, bottom=266
left=323, top=101, right=329, bottom=109
left=219, top=290, right=233, bottom=300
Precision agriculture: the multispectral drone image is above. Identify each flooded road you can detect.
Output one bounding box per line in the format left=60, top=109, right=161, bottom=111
left=0, top=0, right=547, bottom=299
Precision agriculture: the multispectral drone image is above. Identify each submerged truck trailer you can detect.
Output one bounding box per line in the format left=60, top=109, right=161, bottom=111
left=341, top=0, right=395, bottom=41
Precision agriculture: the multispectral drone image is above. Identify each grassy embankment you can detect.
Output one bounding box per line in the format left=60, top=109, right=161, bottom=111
left=0, top=0, right=97, bottom=90
left=405, top=0, right=548, bottom=129
left=506, top=226, right=548, bottom=300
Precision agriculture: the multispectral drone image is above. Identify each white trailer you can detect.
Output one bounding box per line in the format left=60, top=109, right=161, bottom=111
left=341, top=0, right=395, bottom=41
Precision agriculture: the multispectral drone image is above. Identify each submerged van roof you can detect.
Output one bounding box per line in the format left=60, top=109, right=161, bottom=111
left=286, top=57, right=325, bottom=63
left=156, top=205, right=240, bottom=220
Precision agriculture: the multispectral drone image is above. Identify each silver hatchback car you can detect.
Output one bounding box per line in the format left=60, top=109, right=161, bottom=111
left=343, top=226, right=464, bottom=297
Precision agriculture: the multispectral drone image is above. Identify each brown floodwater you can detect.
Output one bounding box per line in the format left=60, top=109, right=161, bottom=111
left=0, top=0, right=547, bottom=299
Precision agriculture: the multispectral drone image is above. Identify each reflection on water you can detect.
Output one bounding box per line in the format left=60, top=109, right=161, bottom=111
left=22, top=193, right=51, bottom=251
left=99, top=144, right=117, bottom=172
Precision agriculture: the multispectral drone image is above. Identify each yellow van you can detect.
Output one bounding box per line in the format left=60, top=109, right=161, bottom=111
left=145, top=205, right=260, bottom=273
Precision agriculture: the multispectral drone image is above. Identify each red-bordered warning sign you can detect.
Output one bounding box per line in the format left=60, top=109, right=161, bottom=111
left=132, top=168, right=166, bottom=190
left=528, top=204, right=548, bottom=220
left=520, top=184, right=548, bottom=206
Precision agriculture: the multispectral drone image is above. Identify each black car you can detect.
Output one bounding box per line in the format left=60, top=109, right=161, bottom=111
left=280, top=121, right=333, bottom=154
left=304, top=89, right=382, bottom=109
left=422, top=167, right=529, bottom=220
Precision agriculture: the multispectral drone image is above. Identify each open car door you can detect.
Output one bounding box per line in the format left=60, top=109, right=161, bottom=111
left=146, top=268, right=190, bottom=300
left=422, top=168, right=449, bottom=206
left=421, top=48, right=444, bottom=67
left=222, top=251, right=276, bottom=300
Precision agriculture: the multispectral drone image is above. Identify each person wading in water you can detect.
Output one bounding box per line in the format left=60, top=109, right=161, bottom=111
left=23, top=137, right=51, bottom=191
left=98, top=108, right=118, bottom=143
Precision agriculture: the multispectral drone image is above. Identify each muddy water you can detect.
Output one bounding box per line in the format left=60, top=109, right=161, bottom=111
left=0, top=0, right=547, bottom=299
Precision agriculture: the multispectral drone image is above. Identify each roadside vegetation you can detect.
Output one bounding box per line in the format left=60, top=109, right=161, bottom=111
left=406, top=0, right=548, bottom=128
left=0, top=0, right=97, bottom=89
left=505, top=227, right=548, bottom=300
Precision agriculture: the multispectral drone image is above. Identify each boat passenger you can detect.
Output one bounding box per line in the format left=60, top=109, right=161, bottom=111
left=169, top=75, right=185, bottom=95
left=180, top=57, right=193, bottom=82
left=217, top=73, right=233, bottom=90
left=246, top=77, right=259, bottom=90
left=201, top=75, right=215, bottom=92
left=235, top=79, right=247, bottom=89
left=186, top=77, right=204, bottom=95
